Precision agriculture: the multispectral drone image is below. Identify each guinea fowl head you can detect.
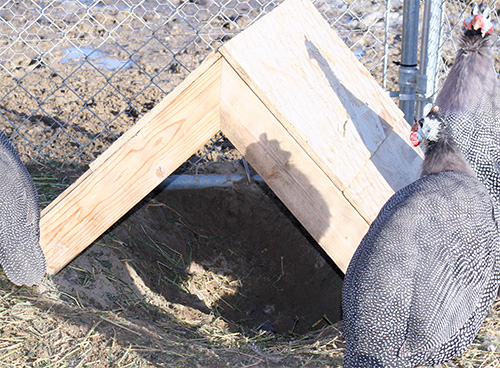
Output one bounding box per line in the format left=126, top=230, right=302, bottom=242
left=410, top=106, right=441, bottom=148
left=464, top=0, right=494, bottom=36
left=434, top=0, right=495, bottom=113
left=411, top=106, right=476, bottom=177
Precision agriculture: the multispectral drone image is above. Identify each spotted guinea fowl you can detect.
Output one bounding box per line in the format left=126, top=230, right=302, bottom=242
left=434, top=0, right=500, bottom=206
left=342, top=106, right=500, bottom=367
left=0, top=131, right=46, bottom=286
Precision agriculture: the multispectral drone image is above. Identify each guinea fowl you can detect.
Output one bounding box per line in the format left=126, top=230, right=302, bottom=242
left=434, top=0, right=500, bottom=206
left=0, top=132, right=46, bottom=286
left=342, top=106, right=500, bottom=367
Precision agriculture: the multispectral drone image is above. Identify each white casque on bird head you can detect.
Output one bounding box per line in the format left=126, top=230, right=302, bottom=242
left=464, top=0, right=494, bottom=36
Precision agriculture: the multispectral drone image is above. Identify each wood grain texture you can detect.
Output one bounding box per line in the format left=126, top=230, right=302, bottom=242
left=220, top=59, right=368, bottom=273
left=40, top=55, right=222, bottom=274
left=345, top=125, right=424, bottom=221
left=220, top=0, right=422, bottom=218
left=40, top=0, right=423, bottom=275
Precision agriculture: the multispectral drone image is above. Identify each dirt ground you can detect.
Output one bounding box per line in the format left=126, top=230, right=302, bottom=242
left=2, top=0, right=500, bottom=367
left=50, top=164, right=344, bottom=337
left=12, top=160, right=347, bottom=367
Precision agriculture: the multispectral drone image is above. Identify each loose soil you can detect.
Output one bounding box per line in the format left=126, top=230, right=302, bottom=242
left=44, top=158, right=344, bottom=336
left=2, top=1, right=500, bottom=367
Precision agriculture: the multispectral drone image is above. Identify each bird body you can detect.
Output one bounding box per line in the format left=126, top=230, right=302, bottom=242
left=0, top=131, right=46, bottom=286
left=434, top=1, right=500, bottom=207
left=342, top=108, right=500, bottom=367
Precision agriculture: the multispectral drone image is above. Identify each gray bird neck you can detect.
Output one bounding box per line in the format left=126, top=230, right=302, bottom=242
left=435, top=33, right=496, bottom=114
left=421, top=135, right=475, bottom=178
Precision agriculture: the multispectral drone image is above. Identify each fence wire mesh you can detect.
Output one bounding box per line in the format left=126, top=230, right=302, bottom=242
left=435, top=0, right=500, bottom=100
left=0, top=0, right=493, bottom=170
left=0, top=0, right=394, bottom=168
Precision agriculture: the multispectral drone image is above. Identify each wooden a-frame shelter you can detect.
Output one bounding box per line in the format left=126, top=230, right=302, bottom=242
left=39, top=0, right=423, bottom=275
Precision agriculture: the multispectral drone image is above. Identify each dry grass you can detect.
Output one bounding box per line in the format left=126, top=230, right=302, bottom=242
left=0, top=160, right=492, bottom=367
left=2, top=271, right=500, bottom=367
left=0, top=274, right=346, bottom=367
left=0, top=162, right=345, bottom=367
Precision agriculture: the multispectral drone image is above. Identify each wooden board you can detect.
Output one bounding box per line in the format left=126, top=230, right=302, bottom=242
left=220, top=0, right=422, bottom=222
left=344, top=123, right=423, bottom=221
left=220, top=59, right=368, bottom=273
left=39, top=0, right=422, bottom=276
left=40, top=54, right=222, bottom=274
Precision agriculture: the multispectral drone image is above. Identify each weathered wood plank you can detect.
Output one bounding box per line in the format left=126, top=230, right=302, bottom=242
left=345, top=123, right=423, bottom=221
left=39, top=0, right=422, bottom=276
left=220, top=0, right=422, bottom=221
left=220, top=59, right=368, bottom=273
left=40, top=55, right=222, bottom=274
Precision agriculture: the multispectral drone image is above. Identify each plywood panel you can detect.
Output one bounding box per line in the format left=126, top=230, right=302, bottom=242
left=220, top=0, right=407, bottom=192
left=220, top=59, right=368, bottom=273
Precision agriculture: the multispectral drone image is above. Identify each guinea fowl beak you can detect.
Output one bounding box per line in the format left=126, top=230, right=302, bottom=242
left=471, top=14, right=485, bottom=30
left=469, top=14, right=493, bottom=36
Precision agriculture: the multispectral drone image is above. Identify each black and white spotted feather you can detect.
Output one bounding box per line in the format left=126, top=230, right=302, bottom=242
left=434, top=0, right=500, bottom=207
left=342, top=109, right=500, bottom=367
left=0, top=132, right=46, bottom=286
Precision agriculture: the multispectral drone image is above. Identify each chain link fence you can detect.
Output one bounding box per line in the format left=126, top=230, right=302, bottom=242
left=0, top=0, right=494, bottom=170
left=0, top=0, right=395, bottom=168
left=426, top=0, right=500, bottom=108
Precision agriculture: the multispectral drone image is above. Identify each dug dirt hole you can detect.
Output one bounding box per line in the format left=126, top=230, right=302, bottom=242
left=110, top=179, right=344, bottom=335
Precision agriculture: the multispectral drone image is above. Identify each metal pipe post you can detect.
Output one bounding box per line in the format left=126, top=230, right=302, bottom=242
left=399, top=0, right=420, bottom=124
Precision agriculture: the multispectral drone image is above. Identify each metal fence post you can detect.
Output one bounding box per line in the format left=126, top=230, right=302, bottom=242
left=416, top=0, right=445, bottom=120
left=398, top=0, right=420, bottom=124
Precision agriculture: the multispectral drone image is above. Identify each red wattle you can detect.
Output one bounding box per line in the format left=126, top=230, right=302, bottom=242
left=410, top=132, right=421, bottom=147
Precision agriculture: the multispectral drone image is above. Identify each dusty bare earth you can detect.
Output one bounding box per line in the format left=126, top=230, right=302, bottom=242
left=1, top=0, right=500, bottom=367
left=10, top=160, right=347, bottom=367
left=51, top=165, right=344, bottom=337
